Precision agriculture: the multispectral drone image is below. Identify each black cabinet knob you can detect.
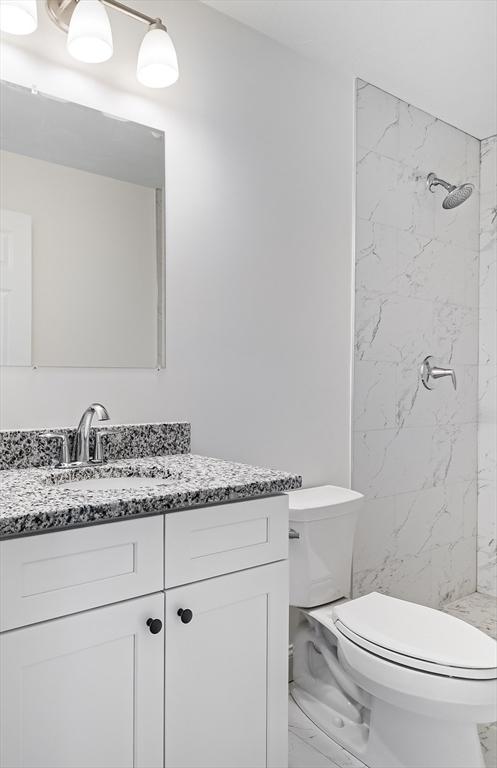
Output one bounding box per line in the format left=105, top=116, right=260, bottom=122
left=146, top=617, right=163, bottom=634
left=177, top=608, right=193, bottom=624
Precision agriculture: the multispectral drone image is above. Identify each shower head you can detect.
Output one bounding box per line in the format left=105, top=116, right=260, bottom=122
left=441, top=183, right=474, bottom=209
left=427, top=172, right=474, bottom=209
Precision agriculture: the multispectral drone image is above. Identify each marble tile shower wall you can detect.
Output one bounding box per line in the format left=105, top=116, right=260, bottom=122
left=352, top=81, right=480, bottom=608
left=478, top=135, right=497, bottom=597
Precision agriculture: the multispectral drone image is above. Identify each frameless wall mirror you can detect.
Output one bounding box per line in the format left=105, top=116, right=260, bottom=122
left=0, top=80, right=165, bottom=368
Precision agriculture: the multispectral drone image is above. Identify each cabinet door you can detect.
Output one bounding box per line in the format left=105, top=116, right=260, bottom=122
left=0, top=593, right=164, bottom=768
left=165, top=561, right=288, bottom=768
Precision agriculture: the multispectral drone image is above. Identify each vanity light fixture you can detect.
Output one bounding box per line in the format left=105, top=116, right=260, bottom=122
left=0, top=0, right=38, bottom=35
left=136, top=20, right=178, bottom=88
left=67, top=0, right=113, bottom=63
left=1, top=0, right=179, bottom=88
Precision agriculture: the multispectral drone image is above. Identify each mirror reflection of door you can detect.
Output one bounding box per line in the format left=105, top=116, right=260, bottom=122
left=0, top=80, right=165, bottom=369
left=0, top=209, right=32, bottom=366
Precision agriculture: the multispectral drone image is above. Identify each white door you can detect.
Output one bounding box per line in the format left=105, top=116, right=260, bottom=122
left=165, top=561, right=288, bottom=768
left=0, top=209, right=32, bottom=365
left=0, top=593, right=164, bottom=768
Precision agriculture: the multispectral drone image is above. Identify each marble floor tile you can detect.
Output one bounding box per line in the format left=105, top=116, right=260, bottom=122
left=289, top=697, right=366, bottom=768
left=289, top=732, right=340, bottom=768
left=479, top=723, right=497, bottom=768
left=443, top=592, right=496, bottom=768
left=442, top=591, right=496, bottom=638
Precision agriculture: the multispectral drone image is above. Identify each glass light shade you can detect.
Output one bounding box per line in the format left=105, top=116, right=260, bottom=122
left=67, top=0, right=113, bottom=64
left=137, top=27, right=179, bottom=89
left=0, top=0, right=37, bottom=35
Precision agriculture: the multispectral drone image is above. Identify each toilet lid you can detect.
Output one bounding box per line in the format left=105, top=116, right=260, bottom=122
left=332, top=593, right=497, bottom=680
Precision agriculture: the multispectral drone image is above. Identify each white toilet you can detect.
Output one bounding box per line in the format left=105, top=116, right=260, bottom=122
left=287, top=485, right=497, bottom=768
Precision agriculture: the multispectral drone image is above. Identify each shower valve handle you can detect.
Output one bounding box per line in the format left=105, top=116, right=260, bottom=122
left=420, top=356, right=457, bottom=391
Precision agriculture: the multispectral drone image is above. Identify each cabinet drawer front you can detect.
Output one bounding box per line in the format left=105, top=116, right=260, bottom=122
left=164, top=496, right=288, bottom=587
left=0, top=516, right=164, bottom=631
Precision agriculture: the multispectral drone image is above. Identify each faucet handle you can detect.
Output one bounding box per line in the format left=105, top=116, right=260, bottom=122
left=432, top=366, right=457, bottom=390
left=420, top=356, right=457, bottom=391
left=92, top=429, right=118, bottom=464
left=44, top=432, right=71, bottom=467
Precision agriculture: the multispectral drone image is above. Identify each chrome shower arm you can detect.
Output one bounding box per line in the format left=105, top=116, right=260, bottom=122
left=427, top=173, right=455, bottom=193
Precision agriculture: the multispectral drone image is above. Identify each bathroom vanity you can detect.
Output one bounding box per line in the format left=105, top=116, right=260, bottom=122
left=0, top=422, right=301, bottom=768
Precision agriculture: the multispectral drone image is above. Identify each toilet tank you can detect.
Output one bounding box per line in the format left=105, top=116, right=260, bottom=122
left=286, top=485, right=363, bottom=608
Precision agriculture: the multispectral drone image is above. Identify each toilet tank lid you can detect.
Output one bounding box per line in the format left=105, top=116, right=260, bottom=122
left=286, top=485, right=363, bottom=520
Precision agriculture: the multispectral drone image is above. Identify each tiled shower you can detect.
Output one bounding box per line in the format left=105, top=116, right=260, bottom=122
left=478, top=135, right=497, bottom=597
left=352, top=80, right=486, bottom=608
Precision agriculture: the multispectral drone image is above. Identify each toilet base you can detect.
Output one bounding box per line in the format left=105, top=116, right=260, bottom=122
left=291, top=684, right=486, bottom=768
left=290, top=684, right=369, bottom=758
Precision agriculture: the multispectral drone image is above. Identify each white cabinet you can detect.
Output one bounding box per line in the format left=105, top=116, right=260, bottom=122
left=165, top=561, right=288, bottom=768
left=164, top=496, right=288, bottom=587
left=0, top=497, right=289, bottom=768
left=0, top=516, right=164, bottom=631
left=0, top=593, right=164, bottom=768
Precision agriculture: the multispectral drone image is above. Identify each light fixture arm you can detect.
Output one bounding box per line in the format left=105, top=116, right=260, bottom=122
left=42, top=0, right=178, bottom=87
left=46, top=0, right=167, bottom=33
left=100, top=0, right=166, bottom=31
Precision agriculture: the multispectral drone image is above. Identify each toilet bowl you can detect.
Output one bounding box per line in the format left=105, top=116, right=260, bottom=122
left=287, top=486, right=497, bottom=768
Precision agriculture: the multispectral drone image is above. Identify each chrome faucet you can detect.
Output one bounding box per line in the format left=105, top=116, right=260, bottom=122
left=74, top=403, right=110, bottom=464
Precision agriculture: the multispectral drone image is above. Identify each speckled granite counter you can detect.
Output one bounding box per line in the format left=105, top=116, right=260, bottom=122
left=0, top=454, right=302, bottom=539
left=0, top=422, right=191, bottom=470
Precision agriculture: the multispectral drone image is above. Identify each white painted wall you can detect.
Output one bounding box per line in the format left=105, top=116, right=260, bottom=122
left=1, top=150, right=157, bottom=368
left=0, top=0, right=354, bottom=485
left=204, top=0, right=497, bottom=140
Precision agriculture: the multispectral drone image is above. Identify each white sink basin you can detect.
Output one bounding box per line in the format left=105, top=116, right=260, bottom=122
left=60, top=477, right=176, bottom=491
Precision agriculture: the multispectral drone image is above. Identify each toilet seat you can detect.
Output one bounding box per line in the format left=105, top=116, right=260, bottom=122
left=313, top=592, right=497, bottom=681
left=334, top=620, right=497, bottom=680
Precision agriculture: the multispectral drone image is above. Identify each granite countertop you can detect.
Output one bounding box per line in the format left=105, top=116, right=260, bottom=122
left=0, top=454, right=302, bottom=539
